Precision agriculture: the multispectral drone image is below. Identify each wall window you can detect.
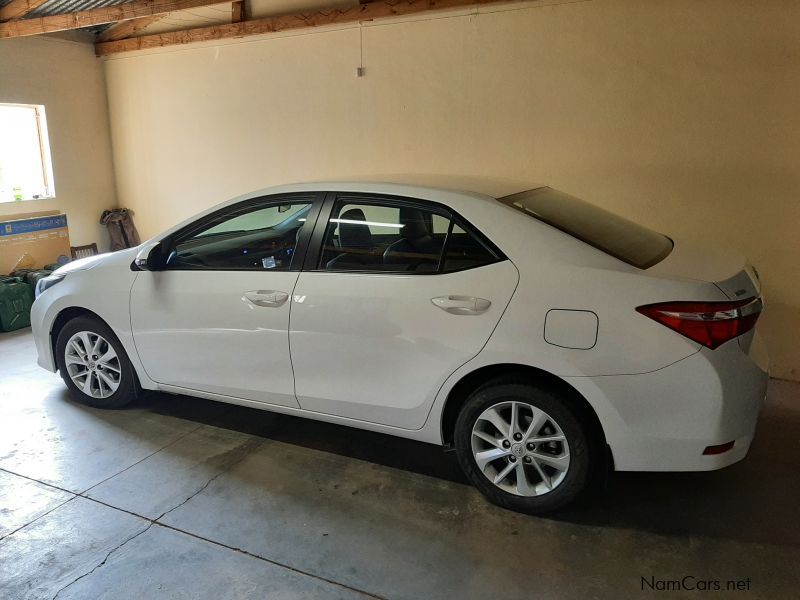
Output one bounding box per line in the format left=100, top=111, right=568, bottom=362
left=0, top=104, right=55, bottom=203
left=320, top=196, right=500, bottom=273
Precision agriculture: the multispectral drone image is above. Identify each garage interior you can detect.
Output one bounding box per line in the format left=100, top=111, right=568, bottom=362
left=1, top=0, right=799, bottom=598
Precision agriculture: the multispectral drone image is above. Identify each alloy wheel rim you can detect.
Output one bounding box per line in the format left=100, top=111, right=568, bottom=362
left=64, top=331, right=122, bottom=399
left=471, top=400, right=570, bottom=497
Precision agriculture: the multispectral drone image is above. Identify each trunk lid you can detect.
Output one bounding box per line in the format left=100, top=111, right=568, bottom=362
left=646, top=237, right=760, bottom=299
left=646, top=237, right=762, bottom=352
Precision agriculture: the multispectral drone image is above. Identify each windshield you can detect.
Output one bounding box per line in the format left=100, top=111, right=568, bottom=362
left=499, top=187, right=673, bottom=269
left=197, top=203, right=308, bottom=239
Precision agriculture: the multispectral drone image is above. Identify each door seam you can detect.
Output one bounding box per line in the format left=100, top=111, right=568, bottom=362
left=288, top=192, right=329, bottom=408
left=418, top=260, right=522, bottom=431
left=287, top=272, right=303, bottom=407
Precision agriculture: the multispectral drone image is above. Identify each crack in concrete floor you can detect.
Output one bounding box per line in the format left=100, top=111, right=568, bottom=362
left=49, top=437, right=267, bottom=600
left=4, top=436, right=385, bottom=600
left=34, top=434, right=384, bottom=600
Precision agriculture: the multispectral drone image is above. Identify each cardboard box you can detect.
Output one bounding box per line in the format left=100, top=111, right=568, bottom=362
left=0, top=211, right=71, bottom=274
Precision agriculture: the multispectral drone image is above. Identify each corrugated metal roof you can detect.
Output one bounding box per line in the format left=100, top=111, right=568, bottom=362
left=0, top=0, right=131, bottom=36
left=0, top=0, right=130, bottom=18
left=0, top=0, right=233, bottom=37
left=27, top=0, right=130, bottom=18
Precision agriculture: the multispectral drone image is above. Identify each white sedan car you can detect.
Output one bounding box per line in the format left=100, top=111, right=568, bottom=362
left=31, top=182, right=769, bottom=513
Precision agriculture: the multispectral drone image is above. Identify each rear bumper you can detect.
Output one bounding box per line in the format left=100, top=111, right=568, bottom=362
left=567, top=332, right=769, bottom=472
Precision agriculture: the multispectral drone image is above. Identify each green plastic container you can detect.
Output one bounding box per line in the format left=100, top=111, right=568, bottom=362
left=10, top=268, right=35, bottom=279
left=25, top=269, right=53, bottom=296
left=0, top=278, right=34, bottom=332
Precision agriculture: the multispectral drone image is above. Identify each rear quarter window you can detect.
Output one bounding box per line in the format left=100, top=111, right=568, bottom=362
left=499, top=187, right=673, bottom=269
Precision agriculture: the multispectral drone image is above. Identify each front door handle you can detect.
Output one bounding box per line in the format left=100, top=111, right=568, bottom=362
left=431, top=295, right=491, bottom=315
left=243, top=290, right=289, bottom=308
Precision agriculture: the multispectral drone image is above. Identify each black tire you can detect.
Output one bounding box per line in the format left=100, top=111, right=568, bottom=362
left=55, top=315, right=141, bottom=409
left=454, top=379, right=592, bottom=514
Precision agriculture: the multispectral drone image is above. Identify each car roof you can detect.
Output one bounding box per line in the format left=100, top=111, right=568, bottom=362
left=236, top=176, right=544, bottom=203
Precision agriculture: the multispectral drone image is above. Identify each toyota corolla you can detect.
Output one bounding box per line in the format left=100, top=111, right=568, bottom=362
left=30, top=182, right=769, bottom=513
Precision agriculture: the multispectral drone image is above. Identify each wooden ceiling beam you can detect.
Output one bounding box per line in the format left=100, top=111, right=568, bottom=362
left=100, top=0, right=247, bottom=43
left=96, top=0, right=521, bottom=56
left=0, top=0, right=231, bottom=39
left=0, top=0, right=49, bottom=22
left=97, top=15, right=167, bottom=43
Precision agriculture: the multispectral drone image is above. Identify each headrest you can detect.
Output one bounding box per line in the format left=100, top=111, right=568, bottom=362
left=337, top=208, right=373, bottom=249
left=399, top=208, right=430, bottom=240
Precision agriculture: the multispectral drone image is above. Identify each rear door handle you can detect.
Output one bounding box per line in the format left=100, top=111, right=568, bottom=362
left=431, top=295, right=491, bottom=315
left=243, top=290, right=289, bottom=308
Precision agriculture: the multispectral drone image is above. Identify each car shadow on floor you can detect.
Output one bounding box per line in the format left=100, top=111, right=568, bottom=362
left=137, top=391, right=469, bottom=485
left=119, top=388, right=800, bottom=548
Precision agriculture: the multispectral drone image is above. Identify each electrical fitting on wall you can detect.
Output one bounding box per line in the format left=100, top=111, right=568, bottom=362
left=356, top=22, right=365, bottom=77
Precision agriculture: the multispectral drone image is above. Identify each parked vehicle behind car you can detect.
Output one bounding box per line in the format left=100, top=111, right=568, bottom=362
left=31, top=181, right=768, bottom=513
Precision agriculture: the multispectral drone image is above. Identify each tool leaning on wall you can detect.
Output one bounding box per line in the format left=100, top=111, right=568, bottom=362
left=100, top=208, right=140, bottom=251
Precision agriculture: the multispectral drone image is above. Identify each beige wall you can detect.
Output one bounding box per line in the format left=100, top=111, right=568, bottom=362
left=104, top=0, right=800, bottom=380
left=0, top=34, right=117, bottom=251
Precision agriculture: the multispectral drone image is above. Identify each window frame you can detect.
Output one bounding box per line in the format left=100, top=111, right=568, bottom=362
left=303, top=192, right=506, bottom=275
left=152, top=192, right=325, bottom=272
left=0, top=103, right=56, bottom=203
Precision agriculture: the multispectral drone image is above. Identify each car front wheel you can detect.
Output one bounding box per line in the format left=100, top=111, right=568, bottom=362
left=454, top=380, right=592, bottom=514
left=55, top=315, right=141, bottom=409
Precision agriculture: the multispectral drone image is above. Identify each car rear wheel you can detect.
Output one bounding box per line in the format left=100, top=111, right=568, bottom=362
left=55, top=315, right=141, bottom=409
left=454, top=380, right=591, bottom=514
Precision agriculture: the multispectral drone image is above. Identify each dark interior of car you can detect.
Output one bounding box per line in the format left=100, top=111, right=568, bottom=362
left=321, top=206, right=497, bottom=273
left=166, top=204, right=311, bottom=270
left=163, top=201, right=496, bottom=273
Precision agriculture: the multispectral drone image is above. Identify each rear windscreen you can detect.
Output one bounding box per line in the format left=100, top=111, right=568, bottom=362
left=499, top=187, right=673, bottom=269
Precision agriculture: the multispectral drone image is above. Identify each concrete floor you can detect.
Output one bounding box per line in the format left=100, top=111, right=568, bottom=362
left=1, top=330, right=799, bottom=600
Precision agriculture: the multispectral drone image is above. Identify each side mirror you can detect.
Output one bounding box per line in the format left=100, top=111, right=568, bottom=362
left=134, top=241, right=163, bottom=271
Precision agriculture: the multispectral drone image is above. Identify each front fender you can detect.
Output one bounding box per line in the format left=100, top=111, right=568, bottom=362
left=30, top=267, right=156, bottom=390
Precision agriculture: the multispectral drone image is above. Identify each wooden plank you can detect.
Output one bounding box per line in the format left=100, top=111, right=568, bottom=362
left=97, top=0, right=521, bottom=55
left=0, top=0, right=231, bottom=39
left=97, top=15, right=166, bottom=42
left=0, top=0, right=49, bottom=22
left=231, top=0, right=245, bottom=23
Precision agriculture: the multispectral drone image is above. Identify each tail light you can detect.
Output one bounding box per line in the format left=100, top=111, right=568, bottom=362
left=636, top=297, right=763, bottom=350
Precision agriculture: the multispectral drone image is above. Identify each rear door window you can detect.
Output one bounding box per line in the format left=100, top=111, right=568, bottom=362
left=318, top=196, right=501, bottom=273
left=442, top=224, right=498, bottom=272
left=499, top=187, right=673, bottom=269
